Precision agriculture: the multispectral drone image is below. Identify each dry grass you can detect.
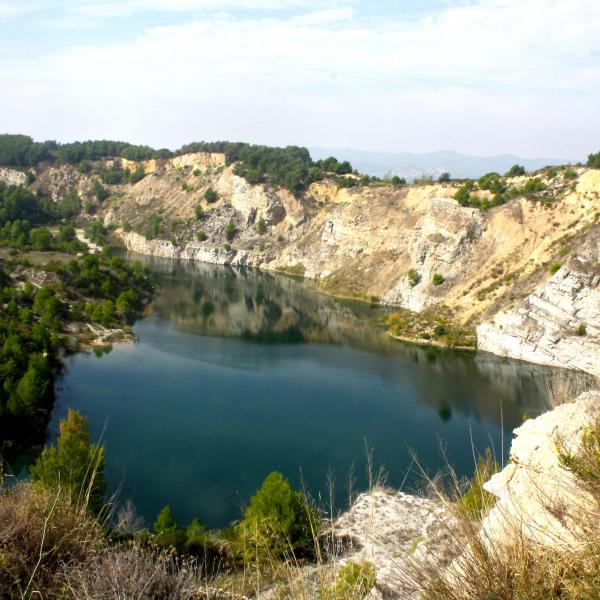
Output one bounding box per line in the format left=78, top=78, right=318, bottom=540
left=390, top=396, right=600, bottom=600
left=0, top=482, right=103, bottom=598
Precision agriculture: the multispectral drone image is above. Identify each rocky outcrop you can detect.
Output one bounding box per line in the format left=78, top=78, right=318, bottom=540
left=482, top=390, right=600, bottom=549
left=0, top=167, right=27, bottom=186
left=478, top=234, right=600, bottom=377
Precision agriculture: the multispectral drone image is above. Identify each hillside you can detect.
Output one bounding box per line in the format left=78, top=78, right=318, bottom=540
left=1, top=148, right=599, bottom=377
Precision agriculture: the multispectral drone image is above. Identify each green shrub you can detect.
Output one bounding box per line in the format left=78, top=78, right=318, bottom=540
left=236, top=471, right=318, bottom=564
left=196, top=230, right=207, bottom=242
left=549, top=262, right=561, bottom=274
left=320, top=561, right=376, bottom=600
left=559, top=416, right=600, bottom=493
left=564, top=167, right=578, bottom=180
left=390, top=175, right=406, bottom=186
left=255, top=218, right=267, bottom=235
left=460, top=448, right=499, bottom=519
left=122, top=222, right=132, bottom=232
left=194, top=204, right=204, bottom=219
left=204, top=187, right=218, bottom=203
left=223, top=243, right=231, bottom=251
left=193, top=168, right=201, bottom=176
left=505, top=164, right=526, bottom=177
left=30, top=409, right=106, bottom=514
left=153, top=506, right=187, bottom=552
left=407, top=268, right=421, bottom=287
left=576, top=323, right=587, bottom=337
left=225, top=220, right=235, bottom=242
left=432, top=273, right=445, bottom=286
left=587, top=151, right=600, bottom=169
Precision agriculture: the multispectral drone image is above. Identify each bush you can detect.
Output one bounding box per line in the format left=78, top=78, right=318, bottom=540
left=505, top=164, right=526, bottom=177
left=559, top=415, right=600, bottom=494
left=437, top=172, right=451, bottom=183
left=587, top=151, right=600, bottom=169
left=319, top=561, right=376, bottom=600
left=204, top=187, right=218, bottom=203
left=550, top=262, right=561, bottom=274
left=194, top=204, right=204, bottom=219
left=225, top=220, right=235, bottom=242
left=576, top=323, right=587, bottom=337
left=196, top=230, right=207, bottom=242
left=29, top=408, right=106, bottom=514
left=390, top=175, right=406, bottom=186
left=407, top=268, right=421, bottom=287
left=255, top=218, right=267, bottom=235
left=460, top=447, right=499, bottom=519
left=236, top=471, right=318, bottom=564
left=432, top=273, right=445, bottom=286
left=564, top=167, right=578, bottom=180
left=223, top=243, right=231, bottom=251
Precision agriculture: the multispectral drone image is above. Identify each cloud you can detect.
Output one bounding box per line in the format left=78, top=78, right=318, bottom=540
left=0, top=0, right=599, bottom=157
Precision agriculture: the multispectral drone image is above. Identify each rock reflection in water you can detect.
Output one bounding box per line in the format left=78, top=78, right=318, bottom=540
left=139, top=257, right=553, bottom=431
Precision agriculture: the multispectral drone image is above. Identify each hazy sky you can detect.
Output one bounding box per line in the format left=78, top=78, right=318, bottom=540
left=1, top=0, right=598, bottom=159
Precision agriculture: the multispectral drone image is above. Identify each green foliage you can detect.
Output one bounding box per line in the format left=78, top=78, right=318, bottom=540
left=437, top=172, right=451, bottom=183
left=522, top=177, right=547, bottom=195
left=559, top=416, right=600, bottom=494
left=194, top=204, right=204, bottom=219
left=85, top=219, right=107, bottom=246
left=93, top=160, right=125, bottom=185
left=204, top=187, right=218, bottom=203
left=223, top=243, right=232, bottom=252
left=225, top=220, right=236, bottom=242
left=576, top=323, right=587, bottom=337
left=587, top=152, right=600, bottom=169
left=30, top=408, right=106, bottom=514
left=505, top=164, right=526, bottom=177
left=454, top=180, right=475, bottom=206
left=255, top=218, right=267, bottom=235
left=236, top=471, right=318, bottom=563
left=128, top=164, right=145, bottom=184
left=460, top=448, right=499, bottom=519
left=58, top=190, right=82, bottom=219
left=414, top=174, right=434, bottom=185
left=90, top=178, right=109, bottom=203
left=407, top=268, right=421, bottom=287
left=196, top=230, right=207, bottom=242
left=337, top=176, right=357, bottom=189
left=549, top=262, right=561, bottom=274
left=0, top=135, right=359, bottom=194
left=143, top=214, right=163, bottom=240
left=432, top=273, right=445, bottom=286
left=477, top=172, right=506, bottom=194
left=319, top=561, right=376, bottom=600
left=564, top=167, right=578, bottom=180
left=390, top=175, right=406, bottom=186
left=317, top=156, right=353, bottom=175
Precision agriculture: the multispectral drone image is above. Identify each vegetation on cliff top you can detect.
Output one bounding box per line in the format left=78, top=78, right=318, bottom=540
left=0, top=134, right=361, bottom=193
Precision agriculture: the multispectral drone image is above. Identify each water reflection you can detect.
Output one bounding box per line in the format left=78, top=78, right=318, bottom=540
left=140, top=257, right=552, bottom=430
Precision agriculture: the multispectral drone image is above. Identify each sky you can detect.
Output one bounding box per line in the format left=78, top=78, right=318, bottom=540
left=0, top=0, right=599, bottom=159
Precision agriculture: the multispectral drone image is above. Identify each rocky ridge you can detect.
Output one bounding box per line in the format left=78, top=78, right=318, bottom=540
left=2, top=154, right=599, bottom=375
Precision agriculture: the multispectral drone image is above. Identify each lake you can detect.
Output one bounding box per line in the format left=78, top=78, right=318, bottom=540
left=51, top=258, right=554, bottom=529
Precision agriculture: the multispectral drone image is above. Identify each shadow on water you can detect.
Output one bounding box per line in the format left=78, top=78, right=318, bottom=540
left=47, top=256, right=561, bottom=528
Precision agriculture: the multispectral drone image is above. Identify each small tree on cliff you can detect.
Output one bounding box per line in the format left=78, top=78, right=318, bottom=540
left=236, top=471, right=318, bottom=564
left=30, top=408, right=106, bottom=514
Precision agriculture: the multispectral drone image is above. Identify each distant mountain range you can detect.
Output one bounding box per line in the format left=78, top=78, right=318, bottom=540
left=308, top=147, right=574, bottom=181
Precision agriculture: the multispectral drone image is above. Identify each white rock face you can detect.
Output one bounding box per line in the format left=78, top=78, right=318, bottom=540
left=120, top=230, right=251, bottom=266
left=333, top=488, right=452, bottom=600
left=481, top=391, right=600, bottom=548
left=478, top=241, right=600, bottom=377
left=0, top=168, right=27, bottom=186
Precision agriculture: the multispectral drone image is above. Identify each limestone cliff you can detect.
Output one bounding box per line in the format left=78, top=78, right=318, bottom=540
left=3, top=154, right=599, bottom=376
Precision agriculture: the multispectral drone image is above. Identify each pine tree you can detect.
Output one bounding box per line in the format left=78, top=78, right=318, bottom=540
left=30, top=408, right=106, bottom=514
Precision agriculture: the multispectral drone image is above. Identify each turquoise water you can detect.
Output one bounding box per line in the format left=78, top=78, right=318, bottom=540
left=52, top=259, right=553, bottom=529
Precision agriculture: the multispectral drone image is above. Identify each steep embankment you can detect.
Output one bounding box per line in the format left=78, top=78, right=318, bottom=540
left=2, top=153, right=599, bottom=375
